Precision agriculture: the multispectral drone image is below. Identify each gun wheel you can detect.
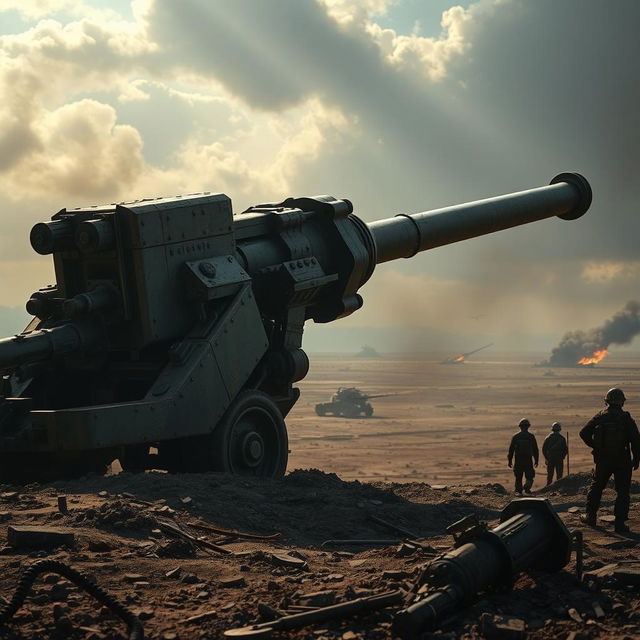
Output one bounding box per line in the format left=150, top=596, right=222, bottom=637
left=211, top=391, right=288, bottom=478
left=163, top=391, right=288, bottom=478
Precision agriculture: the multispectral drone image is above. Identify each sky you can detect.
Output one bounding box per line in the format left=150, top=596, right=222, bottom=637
left=0, top=0, right=639, bottom=354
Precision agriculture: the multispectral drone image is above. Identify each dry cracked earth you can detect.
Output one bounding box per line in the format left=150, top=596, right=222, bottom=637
left=0, top=469, right=637, bottom=640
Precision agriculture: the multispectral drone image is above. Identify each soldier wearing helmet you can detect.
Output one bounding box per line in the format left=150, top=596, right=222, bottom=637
left=508, top=418, right=539, bottom=495
left=542, top=422, right=568, bottom=485
left=580, top=388, right=640, bottom=533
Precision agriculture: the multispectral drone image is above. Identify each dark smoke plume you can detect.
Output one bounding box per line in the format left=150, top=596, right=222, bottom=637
left=544, top=301, right=640, bottom=366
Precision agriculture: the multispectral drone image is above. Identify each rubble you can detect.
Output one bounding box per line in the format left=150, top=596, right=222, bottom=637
left=480, top=613, right=526, bottom=639
left=0, top=468, right=636, bottom=639
left=7, top=525, right=75, bottom=550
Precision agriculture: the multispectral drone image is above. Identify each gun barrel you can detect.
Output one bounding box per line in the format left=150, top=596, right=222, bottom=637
left=368, top=172, right=591, bottom=264
left=0, top=322, right=104, bottom=373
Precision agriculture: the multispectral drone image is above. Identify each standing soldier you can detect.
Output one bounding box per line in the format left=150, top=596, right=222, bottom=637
left=542, top=422, right=568, bottom=485
left=580, top=388, right=640, bottom=534
left=508, top=418, right=539, bottom=495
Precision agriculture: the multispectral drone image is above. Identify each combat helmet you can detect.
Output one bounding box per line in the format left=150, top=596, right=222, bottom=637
left=551, top=422, right=562, bottom=432
left=518, top=418, right=531, bottom=429
left=605, top=388, right=625, bottom=405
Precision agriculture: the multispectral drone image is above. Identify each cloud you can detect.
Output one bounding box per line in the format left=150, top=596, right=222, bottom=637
left=0, top=97, right=144, bottom=198
left=582, top=262, right=640, bottom=284
left=0, top=0, right=80, bottom=20
left=318, top=0, right=397, bottom=26
left=2, top=0, right=640, bottom=352
left=366, top=5, right=472, bottom=81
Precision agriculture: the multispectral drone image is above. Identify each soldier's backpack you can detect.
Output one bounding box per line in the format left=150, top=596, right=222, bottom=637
left=593, top=416, right=628, bottom=458
left=546, top=434, right=566, bottom=457
left=514, top=433, right=534, bottom=457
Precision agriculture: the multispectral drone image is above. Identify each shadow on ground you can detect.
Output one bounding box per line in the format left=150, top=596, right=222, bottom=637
left=46, top=468, right=504, bottom=548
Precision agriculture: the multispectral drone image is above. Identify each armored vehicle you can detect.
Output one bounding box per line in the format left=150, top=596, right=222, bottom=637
left=315, top=387, right=392, bottom=418
left=0, top=173, right=591, bottom=481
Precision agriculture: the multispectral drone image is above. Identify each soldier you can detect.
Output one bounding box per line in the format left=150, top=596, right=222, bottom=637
left=508, top=418, right=539, bottom=495
left=542, top=422, right=568, bottom=485
left=580, top=388, right=640, bottom=534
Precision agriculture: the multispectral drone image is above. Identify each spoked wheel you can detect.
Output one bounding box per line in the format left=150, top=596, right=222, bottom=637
left=160, top=391, right=288, bottom=477
left=211, top=391, right=288, bottom=478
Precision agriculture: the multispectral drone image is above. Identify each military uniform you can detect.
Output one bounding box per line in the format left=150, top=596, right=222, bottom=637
left=542, top=430, right=568, bottom=485
left=508, top=427, right=539, bottom=494
left=580, top=403, right=640, bottom=527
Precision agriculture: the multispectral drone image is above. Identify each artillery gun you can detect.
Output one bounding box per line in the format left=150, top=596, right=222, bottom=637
left=0, top=173, right=591, bottom=481
left=315, top=387, right=393, bottom=418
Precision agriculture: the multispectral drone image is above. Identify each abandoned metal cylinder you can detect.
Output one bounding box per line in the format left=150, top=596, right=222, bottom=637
left=393, top=498, right=571, bottom=638
left=369, top=172, right=591, bottom=264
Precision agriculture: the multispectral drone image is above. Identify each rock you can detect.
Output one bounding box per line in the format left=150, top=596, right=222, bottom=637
left=268, top=552, right=308, bottom=570
left=567, top=607, right=583, bottom=623
left=57, top=496, right=68, bottom=514
left=583, top=563, right=618, bottom=581
left=136, top=609, right=154, bottom=620
left=219, top=576, right=246, bottom=588
left=87, top=539, right=113, bottom=552
left=612, top=568, right=640, bottom=586
left=180, top=497, right=193, bottom=505
left=325, top=574, right=344, bottom=582
left=165, top=567, right=182, bottom=579
left=568, top=506, right=580, bottom=513
left=184, top=610, right=217, bottom=624
left=348, top=559, right=367, bottom=568
left=7, top=526, right=75, bottom=550
left=592, top=601, right=605, bottom=618
left=123, top=573, right=145, bottom=583
left=181, top=573, right=199, bottom=584
left=381, top=570, right=409, bottom=580
left=98, top=491, right=109, bottom=498
left=157, top=539, right=195, bottom=558
left=480, top=613, right=525, bottom=639
left=257, top=602, right=283, bottom=621
left=300, top=590, right=336, bottom=607
left=342, top=632, right=359, bottom=640
left=396, top=543, right=417, bottom=557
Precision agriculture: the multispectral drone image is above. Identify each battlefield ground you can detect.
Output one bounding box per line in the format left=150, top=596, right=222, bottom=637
left=1, top=352, right=640, bottom=639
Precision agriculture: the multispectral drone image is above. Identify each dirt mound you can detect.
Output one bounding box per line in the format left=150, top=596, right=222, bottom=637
left=49, top=469, right=502, bottom=548
left=537, top=472, right=592, bottom=495
left=537, top=472, right=640, bottom=496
